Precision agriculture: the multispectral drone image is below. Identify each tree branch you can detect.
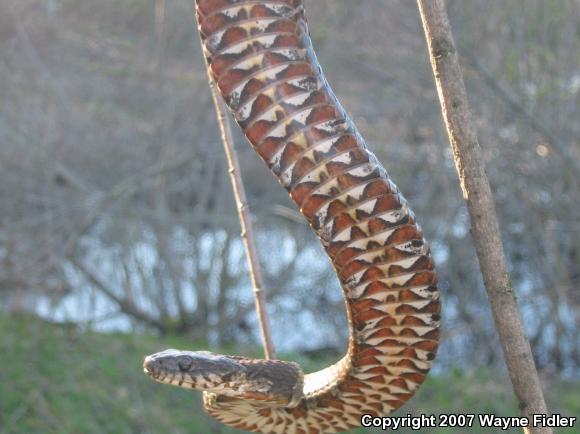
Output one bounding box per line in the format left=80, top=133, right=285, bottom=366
left=461, top=51, right=580, bottom=175
left=416, top=1, right=551, bottom=432
left=70, top=257, right=166, bottom=331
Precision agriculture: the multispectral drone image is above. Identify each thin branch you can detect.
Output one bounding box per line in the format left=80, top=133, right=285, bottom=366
left=200, top=52, right=276, bottom=360
left=461, top=52, right=580, bottom=175
left=416, top=1, right=551, bottom=432
left=70, top=257, right=166, bottom=331
left=63, top=146, right=198, bottom=256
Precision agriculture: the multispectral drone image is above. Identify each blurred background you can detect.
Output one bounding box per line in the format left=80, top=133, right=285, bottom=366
left=0, top=0, right=578, bottom=433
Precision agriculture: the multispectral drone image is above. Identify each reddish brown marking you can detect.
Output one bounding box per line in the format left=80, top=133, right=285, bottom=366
left=341, top=244, right=415, bottom=273
left=288, top=183, right=316, bottom=207
left=278, top=63, right=314, bottom=80
left=341, top=261, right=371, bottom=280
left=212, top=54, right=246, bottom=77
left=390, top=256, right=434, bottom=276
left=402, top=372, right=427, bottom=384
left=213, top=35, right=304, bottom=76
left=195, top=1, right=440, bottom=431
left=299, top=194, right=327, bottom=219
left=368, top=328, right=397, bottom=341
left=414, top=328, right=440, bottom=343
left=364, top=266, right=388, bottom=281
left=364, top=317, right=398, bottom=332
left=401, top=315, right=431, bottom=326
left=366, top=401, right=385, bottom=413
left=364, top=281, right=397, bottom=297
left=349, top=225, right=370, bottom=242
left=244, top=92, right=274, bottom=118
left=306, top=122, right=343, bottom=142
left=372, top=194, right=403, bottom=213
left=333, top=247, right=363, bottom=267
left=376, top=339, right=407, bottom=348
left=337, top=169, right=377, bottom=190
left=246, top=118, right=279, bottom=143
left=351, top=298, right=376, bottom=314
left=290, top=89, right=329, bottom=109
left=306, top=105, right=338, bottom=124
left=255, top=135, right=285, bottom=161
left=289, top=405, right=308, bottom=419
left=258, top=408, right=272, bottom=417
left=399, top=288, right=421, bottom=302
left=277, top=76, right=315, bottom=98
left=381, top=224, right=422, bottom=242
left=351, top=355, right=380, bottom=368
left=405, top=270, right=437, bottom=286
left=291, top=157, right=317, bottom=180
left=268, top=19, right=299, bottom=34
left=416, top=339, right=439, bottom=352
left=218, top=59, right=292, bottom=94
left=339, top=380, right=366, bottom=393
left=394, top=304, right=423, bottom=315
left=364, top=179, right=394, bottom=199
left=326, top=201, right=351, bottom=222
left=196, top=0, right=233, bottom=15
left=232, top=77, right=269, bottom=105
left=220, top=27, right=250, bottom=51
left=201, top=13, right=233, bottom=36
left=355, top=347, right=384, bottom=359
left=252, top=4, right=285, bottom=19
left=266, top=49, right=299, bottom=67
left=318, top=397, right=345, bottom=410
left=274, top=33, right=304, bottom=49
left=354, top=308, right=386, bottom=325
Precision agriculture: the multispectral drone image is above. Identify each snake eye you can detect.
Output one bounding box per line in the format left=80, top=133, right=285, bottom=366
left=178, top=355, right=194, bottom=372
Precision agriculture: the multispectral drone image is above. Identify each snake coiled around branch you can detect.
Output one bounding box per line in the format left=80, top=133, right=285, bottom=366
left=144, top=1, right=441, bottom=433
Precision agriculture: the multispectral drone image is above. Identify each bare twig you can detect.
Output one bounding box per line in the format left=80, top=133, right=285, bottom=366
left=63, top=146, right=198, bottom=256
left=461, top=52, right=580, bottom=175
left=201, top=53, right=276, bottom=359
left=70, top=257, right=166, bottom=331
left=416, top=1, right=551, bottom=432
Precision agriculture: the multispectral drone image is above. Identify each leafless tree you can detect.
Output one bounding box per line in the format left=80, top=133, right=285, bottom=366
left=0, top=0, right=577, bottom=373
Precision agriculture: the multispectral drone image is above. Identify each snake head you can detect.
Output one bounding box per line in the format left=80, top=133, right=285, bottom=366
left=144, top=349, right=304, bottom=407
left=144, top=349, right=246, bottom=389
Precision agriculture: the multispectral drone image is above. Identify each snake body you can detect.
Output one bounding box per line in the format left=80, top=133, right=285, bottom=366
left=144, top=1, right=440, bottom=432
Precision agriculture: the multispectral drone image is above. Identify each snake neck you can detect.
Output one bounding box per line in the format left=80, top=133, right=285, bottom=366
left=194, top=1, right=441, bottom=432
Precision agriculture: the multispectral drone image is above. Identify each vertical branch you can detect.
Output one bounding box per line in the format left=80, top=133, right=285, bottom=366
left=416, top=0, right=551, bottom=432
left=200, top=49, right=276, bottom=359
left=153, top=0, right=167, bottom=71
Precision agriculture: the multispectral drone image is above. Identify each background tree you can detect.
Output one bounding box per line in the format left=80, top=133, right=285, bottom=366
left=0, top=0, right=578, bottom=373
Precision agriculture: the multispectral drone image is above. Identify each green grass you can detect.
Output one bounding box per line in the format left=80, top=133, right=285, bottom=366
left=0, top=314, right=577, bottom=434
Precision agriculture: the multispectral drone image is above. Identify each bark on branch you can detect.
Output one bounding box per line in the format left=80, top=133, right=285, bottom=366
left=416, top=1, right=551, bottom=432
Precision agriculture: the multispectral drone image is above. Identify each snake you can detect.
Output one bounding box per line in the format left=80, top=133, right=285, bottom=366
left=143, top=1, right=440, bottom=433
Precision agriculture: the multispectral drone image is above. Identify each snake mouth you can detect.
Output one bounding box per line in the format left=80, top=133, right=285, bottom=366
left=143, top=359, right=193, bottom=387
left=143, top=352, right=189, bottom=386
left=143, top=355, right=166, bottom=381
left=143, top=355, right=158, bottom=376
left=143, top=349, right=231, bottom=389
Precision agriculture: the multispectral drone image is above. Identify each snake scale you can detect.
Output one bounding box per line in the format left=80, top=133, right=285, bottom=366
left=144, top=1, right=441, bottom=432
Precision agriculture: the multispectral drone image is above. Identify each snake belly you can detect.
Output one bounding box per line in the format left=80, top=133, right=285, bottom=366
left=195, top=1, right=441, bottom=433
